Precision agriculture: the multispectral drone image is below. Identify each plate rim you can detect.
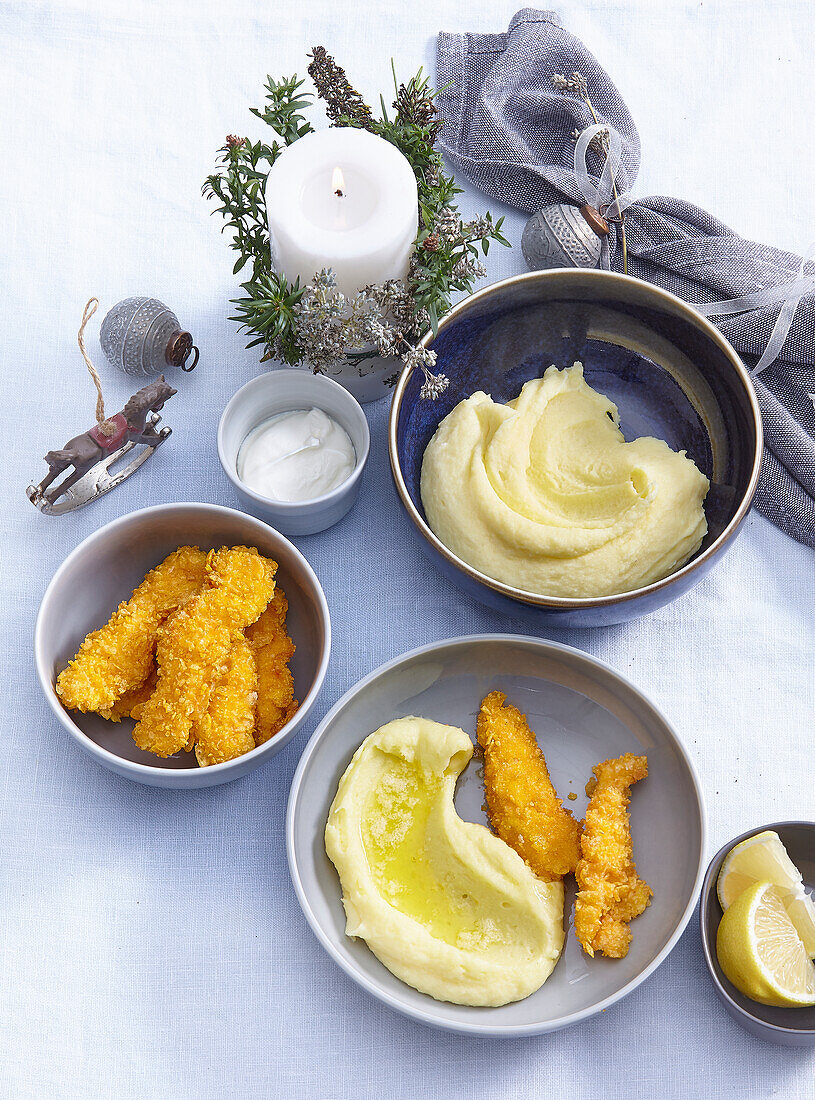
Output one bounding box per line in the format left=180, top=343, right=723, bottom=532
left=285, top=632, right=707, bottom=1036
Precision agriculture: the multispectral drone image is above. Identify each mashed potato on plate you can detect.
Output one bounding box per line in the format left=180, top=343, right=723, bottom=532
left=325, top=717, right=564, bottom=1006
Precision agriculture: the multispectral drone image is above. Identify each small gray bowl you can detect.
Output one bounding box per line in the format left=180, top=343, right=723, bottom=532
left=218, top=370, right=370, bottom=536
left=700, top=821, right=815, bottom=1046
left=35, top=502, right=331, bottom=788
left=287, top=634, right=705, bottom=1035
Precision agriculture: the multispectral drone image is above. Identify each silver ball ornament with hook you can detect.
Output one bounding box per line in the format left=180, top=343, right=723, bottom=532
left=521, top=203, right=610, bottom=271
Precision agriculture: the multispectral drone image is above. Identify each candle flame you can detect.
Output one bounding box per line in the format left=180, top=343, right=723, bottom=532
left=332, top=166, right=345, bottom=197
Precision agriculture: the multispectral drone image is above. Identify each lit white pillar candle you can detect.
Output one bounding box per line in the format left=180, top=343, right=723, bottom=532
left=265, top=128, right=418, bottom=298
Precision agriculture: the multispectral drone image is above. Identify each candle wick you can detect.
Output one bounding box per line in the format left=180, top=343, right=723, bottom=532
left=331, top=166, right=346, bottom=200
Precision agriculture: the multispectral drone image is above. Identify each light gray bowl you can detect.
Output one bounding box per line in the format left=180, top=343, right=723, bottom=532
left=700, top=821, right=815, bottom=1046
left=218, top=369, right=370, bottom=536
left=35, top=502, right=331, bottom=788
left=286, top=634, right=705, bottom=1035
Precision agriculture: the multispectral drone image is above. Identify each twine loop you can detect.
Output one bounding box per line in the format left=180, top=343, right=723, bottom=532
left=78, top=297, right=116, bottom=435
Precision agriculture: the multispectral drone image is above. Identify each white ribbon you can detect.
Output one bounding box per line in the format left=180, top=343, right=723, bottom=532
left=573, top=124, right=813, bottom=376
left=695, top=244, right=815, bottom=375
left=573, top=123, right=636, bottom=269
left=573, top=123, right=637, bottom=222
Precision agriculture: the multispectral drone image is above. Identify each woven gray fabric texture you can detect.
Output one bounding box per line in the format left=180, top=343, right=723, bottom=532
left=437, top=8, right=815, bottom=548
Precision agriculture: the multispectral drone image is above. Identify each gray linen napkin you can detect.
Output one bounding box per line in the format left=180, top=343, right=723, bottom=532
left=437, top=9, right=815, bottom=549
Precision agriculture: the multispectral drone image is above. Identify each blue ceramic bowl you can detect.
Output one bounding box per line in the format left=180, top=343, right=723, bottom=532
left=389, top=270, right=762, bottom=627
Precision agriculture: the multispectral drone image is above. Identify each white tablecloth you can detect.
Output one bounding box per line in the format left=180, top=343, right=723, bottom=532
left=2, top=2, right=814, bottom=1097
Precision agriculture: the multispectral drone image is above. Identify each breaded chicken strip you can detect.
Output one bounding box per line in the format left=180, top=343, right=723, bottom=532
left=101, top=667, right=157, bottom=722
left=193, top=637, right=257, bottom=767
left=575, top=752, right=652, bottom=959
left=245, top=587, right=298, bottom=745
left=132, top=546, right=276, bottom=758
left=56, top=547, right=207, bottom=714
left=476, top=691, right=581, bottom=881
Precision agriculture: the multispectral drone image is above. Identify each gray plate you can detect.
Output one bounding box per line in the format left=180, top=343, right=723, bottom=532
left=286, top=634, right=705, bottom=1035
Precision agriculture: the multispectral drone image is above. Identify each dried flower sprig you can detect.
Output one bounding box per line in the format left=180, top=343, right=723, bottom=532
left=393, top=74, right=442, bottom=141
left=552, top=71, right=588, bottom=98
left=570, top=126, right=609, bottom=156
left=203, top=50, right=508, bottom=393
left=554, top=71, right=628, bottom=274
left=307, top=47, right=373, bottom=127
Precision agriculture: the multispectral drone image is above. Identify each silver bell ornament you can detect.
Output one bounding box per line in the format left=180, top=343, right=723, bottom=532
left=521, top=203, right=610, bottom=271
left=99, top=296, right=199, bottom=378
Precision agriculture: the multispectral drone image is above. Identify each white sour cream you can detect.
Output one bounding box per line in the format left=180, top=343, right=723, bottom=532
left=237, top=408, right=356, bottom=502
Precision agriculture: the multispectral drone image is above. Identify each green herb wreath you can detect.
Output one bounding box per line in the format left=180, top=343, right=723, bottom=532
left=203, top=48, right=509, bottom=394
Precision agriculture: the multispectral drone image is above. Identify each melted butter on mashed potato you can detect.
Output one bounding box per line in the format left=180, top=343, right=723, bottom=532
left=420, top=362, right=709, bottom=598
left=325, top=717, right=564, bottom=1006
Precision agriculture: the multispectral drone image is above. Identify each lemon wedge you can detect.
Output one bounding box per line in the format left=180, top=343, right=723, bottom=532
left=717, top=830, right=815, bottom=955
left=716, top=881, right=815, bottom=1007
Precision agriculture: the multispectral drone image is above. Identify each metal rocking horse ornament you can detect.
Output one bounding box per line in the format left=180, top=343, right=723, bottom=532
left=27, top=299, right=177, bottom=515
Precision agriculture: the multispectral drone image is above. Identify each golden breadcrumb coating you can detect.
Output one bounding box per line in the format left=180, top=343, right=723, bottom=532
left=132, top=546, right=276, bottom=758
left=245, top=587, right=298, bottom=744
left=193, top=637, right=257, bottom=767
left=100, top=667, right=157, bottom=722
left=56, top=546, right=207, bottom=714
left=575, top=752, right=652, bottom=959
left=476, top=690, right=581, bottom=881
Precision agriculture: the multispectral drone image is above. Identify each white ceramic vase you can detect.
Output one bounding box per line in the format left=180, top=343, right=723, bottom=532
left=315, top=349, right=401, bottom=403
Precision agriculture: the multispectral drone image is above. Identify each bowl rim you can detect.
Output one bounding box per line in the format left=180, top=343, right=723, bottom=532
left=699, top=820, right=815, bottom=1037
left=285, top=631, right=707, bottom=1036
left=388, top=268, right=763, bottom=610
left=34, top=501, right=332, bottom=778
left=217, top=369, right=371, bottom=513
